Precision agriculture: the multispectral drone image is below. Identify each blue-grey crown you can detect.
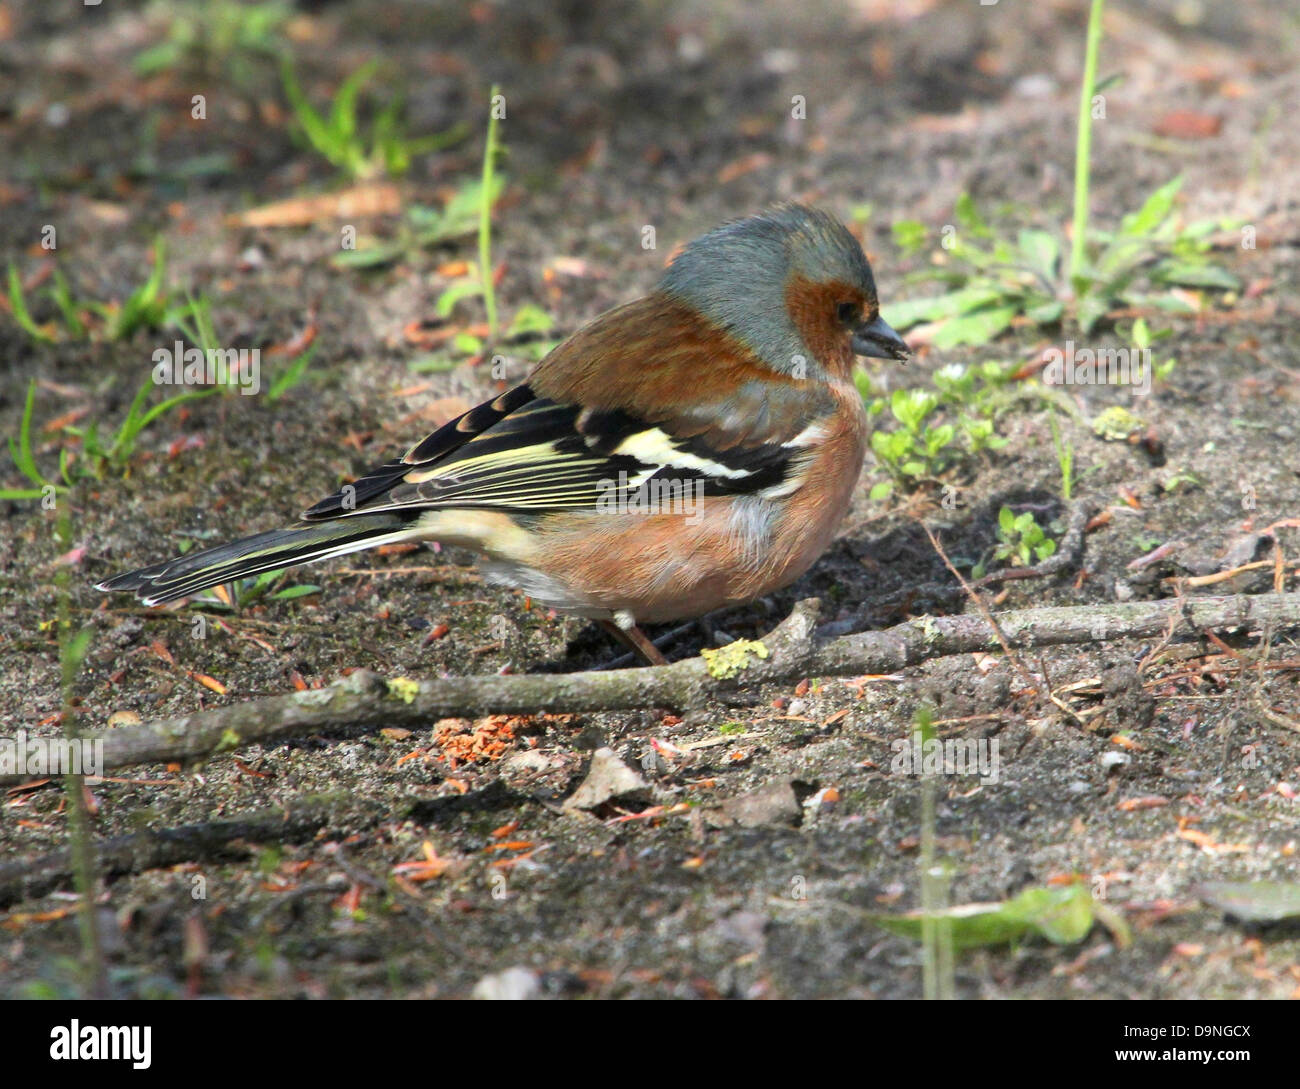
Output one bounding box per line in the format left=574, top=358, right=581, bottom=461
left=658, top=205, right=876, bottom=375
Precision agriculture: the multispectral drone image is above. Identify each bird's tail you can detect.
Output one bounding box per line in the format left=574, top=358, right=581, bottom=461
left=95, top=514, right=421, bottom=606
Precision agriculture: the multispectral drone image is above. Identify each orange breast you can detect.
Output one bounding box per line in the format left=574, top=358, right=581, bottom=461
left=515, top=382, right=868, bottom=623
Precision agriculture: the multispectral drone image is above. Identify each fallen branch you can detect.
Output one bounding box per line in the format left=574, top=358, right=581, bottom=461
left=6, top=592, right=1300, bottom=785
left=0, top=793, right=380, bottom=908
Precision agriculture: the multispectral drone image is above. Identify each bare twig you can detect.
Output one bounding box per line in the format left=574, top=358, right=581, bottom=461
left=0, top=793, right=379, bottom=907
left=919, top=520, right=1041, bottom=700
left=5, top=593, right=1300, bottom=786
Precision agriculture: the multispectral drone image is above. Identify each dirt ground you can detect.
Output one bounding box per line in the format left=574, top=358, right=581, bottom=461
left=1, top=0, right=1298, bottom=998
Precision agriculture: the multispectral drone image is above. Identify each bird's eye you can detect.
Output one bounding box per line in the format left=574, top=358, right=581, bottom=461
left=836, top=302, right=861, bottom=326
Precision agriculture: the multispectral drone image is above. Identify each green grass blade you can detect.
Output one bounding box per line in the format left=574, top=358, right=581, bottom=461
left=1120, top=176, right=1183, bottom=237
left=479, top=84, right=502, bottom=339
left=281, top=57, right=346, bottom=168
left=267, top=340, right=319, bottom=401
left=7, top=263, right=55, bottom=344
left=8, top=379, right=48, bottom=487
left=330, top=60, right=376, bottom=144
left=111, top=238, right=168, bottom=340
left=50, top=268, right=85, bottom=338
left=1069, top=0, right=1105, bottom=286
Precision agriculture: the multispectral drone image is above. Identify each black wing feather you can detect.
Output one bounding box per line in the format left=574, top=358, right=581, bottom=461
left=300, top=381, right=813, bottom=520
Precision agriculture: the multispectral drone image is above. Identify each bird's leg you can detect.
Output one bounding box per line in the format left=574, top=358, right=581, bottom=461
left=598, top=619, right=669, bottom=667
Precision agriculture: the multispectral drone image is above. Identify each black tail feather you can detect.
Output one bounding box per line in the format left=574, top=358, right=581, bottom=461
left=96, top=514, right=419, bottom=606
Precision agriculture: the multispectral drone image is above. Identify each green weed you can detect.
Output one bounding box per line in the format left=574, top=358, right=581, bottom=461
left=885, top=180, right=1239, bottom=348
left=865, top=362, right=1012, bottom=499
left=193, top=568, right=321, bottom=610
left=973, top=507, right=1058, bottom=578
left=281, top=58, right=465, bottom=180
left=1, top=380, right=52, bottom=500
left=331, top=175, right=502, bottom=270
left=170, top=292, right=317, bottom=400
left=884, top=0, right=1242, bottom=348
left=62, top=377, right=214, bottom=481
left=6, top=240, right=171, bottom=345
left=134, top=0, right=291, bottom=81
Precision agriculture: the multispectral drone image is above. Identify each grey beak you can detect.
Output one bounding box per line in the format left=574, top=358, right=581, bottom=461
left=851, top=316, right=910, bottom=362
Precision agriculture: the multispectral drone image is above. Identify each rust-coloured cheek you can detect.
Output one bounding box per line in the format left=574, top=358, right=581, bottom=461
left=785, top=276, right=862, bottom=377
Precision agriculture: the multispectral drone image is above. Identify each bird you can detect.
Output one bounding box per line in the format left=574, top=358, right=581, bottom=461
left=97, top=204, right=909, bottom=665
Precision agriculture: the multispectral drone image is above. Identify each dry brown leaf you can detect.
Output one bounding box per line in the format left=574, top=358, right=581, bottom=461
left=225, top=183, right=400, bottom=228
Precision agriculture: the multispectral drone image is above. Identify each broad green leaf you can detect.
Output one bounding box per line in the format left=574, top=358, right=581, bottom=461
left=1152, top=261, right=1239, bottom=291
left=1180, top=217, right=1226, bottom=240
left=900, top=267, right=969, bottom=288
left=891, top=219, right=927, bottom=253
left=331, top=240, right=408, bottom=269
left=443, top=175, right=505, bottom=227
left=1025, top=298, right=1064, bottom=326
left=134, top=40, right=187, bottom=77
left=507, top=303, right=553, bottom=338
left=989, top=238, right=1019, bottom=266
left=867, top=885, right=1115, bottom=951
left=271, top=584, right=322, bottom=601
left=870, top=431, right=893, bottom=456
left=1120, top=175, right=1183, bottom=238
left=1197, top=881, right=1300, bottom=923
left=945, top=239, right=997, bottom=271
left=925, top=424, right=955, bottom=456
left=1075, top=291, right=1112, bottom=334
left=435, top=278, right=484, bottom=318
left=881, top=286, right=1005, bottom=330
left=1139, top=293, right=1199, bottom=314
left=931, top=304, right=1018, bottom=349
left=890, top=388, right=938, bottom=430
left=954, top=192, right=991, bottom=238
left=1017, top=229, right=1060, bottom=283
left=1090, top=235, right=1149, bottom=281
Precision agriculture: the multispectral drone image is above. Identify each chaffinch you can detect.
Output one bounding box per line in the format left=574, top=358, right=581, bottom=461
left=97, top=203, right=909, bottom=664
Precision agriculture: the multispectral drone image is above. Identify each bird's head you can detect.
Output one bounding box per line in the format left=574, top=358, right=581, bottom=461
left=659, top=203, right=909, bottom=381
